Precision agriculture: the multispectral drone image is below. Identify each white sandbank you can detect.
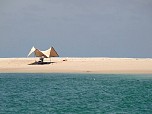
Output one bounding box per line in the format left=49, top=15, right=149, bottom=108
left=0, top=57, right=152, bottom=74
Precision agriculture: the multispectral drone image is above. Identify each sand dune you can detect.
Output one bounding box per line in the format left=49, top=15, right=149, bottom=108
left=0, top=57, right=152, bottom=74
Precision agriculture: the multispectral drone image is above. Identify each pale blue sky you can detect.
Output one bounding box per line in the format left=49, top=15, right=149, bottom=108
left=0, top=0, right=152, bottom=57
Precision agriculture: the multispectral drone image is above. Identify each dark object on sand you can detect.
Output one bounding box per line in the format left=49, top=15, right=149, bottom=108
left=39, top=56, right=44, bottom=63
left=28, top=61, right=51, bottom=65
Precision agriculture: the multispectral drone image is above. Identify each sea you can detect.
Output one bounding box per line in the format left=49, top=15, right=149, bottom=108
left=0, top=73, right=152, bottom=114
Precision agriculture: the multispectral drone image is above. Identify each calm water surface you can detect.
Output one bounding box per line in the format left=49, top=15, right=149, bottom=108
left=0, top=73, right=152, bottom=114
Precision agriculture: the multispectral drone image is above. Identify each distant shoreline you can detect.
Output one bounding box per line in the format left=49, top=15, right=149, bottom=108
left=0, top=57, right=152, bottom=74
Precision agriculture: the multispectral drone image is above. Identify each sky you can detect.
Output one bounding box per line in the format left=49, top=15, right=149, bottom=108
left=0, top=0, right=152, bottom=58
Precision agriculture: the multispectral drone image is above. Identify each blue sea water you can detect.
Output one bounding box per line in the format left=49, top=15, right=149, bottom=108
left=0, top=73, right=152, bottom=114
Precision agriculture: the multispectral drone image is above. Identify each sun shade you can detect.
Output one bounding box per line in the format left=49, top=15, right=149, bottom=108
left=28, top=46, right=59, bottom=58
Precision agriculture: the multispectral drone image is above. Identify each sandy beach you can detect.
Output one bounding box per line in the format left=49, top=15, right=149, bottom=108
left=0, top=57, right=152, bottom=74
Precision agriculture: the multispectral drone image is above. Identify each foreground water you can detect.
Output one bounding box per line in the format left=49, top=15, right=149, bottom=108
left=0, top=73, right=152, bottom=114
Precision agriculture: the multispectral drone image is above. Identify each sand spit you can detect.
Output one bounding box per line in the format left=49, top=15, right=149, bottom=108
left=0, top=57, right=152, bottom=74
